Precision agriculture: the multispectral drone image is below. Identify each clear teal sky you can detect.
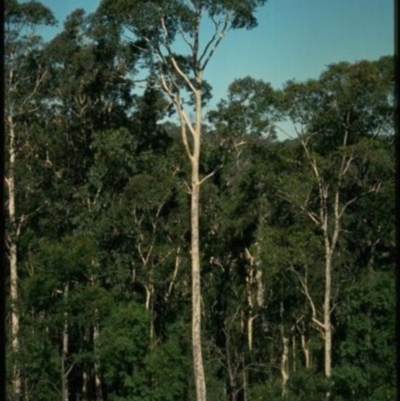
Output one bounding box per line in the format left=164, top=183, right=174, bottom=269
left=35, top=0, right=393, bottom=111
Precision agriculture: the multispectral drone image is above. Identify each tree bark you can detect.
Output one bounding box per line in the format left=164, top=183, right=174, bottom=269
left=300, top=333, right=311, bottom=370
left=93, top=319, right=103, bottom=401
left=242, top=369, right=248, bottom=401
left=61, top=283, right=69, bottom=401
left=191, top=89, right=206, bottom=401
left=292, top=334, right=296, bottom=373
left=7, top=115, right=21, bottom=400
left=280, top=302, right=289, bottom=398
left=324, top=253, right=333, bottom=379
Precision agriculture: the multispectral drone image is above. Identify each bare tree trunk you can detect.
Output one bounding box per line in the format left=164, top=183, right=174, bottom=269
left=245, top=259, right=255, bottom=352
left=280, top=302, right=289, bottom=398
left=80, top=328, right=88, bottom=400
left=300, top=131, right=352, bottom=388
left=300, top=333, right=310, bottom=370
left=242, top=369, right=248, bottom=401
left=244, top=246, right=264, bottom=353
left=144, top=283, right=155, bottom=346
left=82, top=370, right=88, bottom=400
left=159, top=69, right=207, bottom=401
left=324, top=253, right=333, bottom=379
left=292, top=334, right=296, bottom=373
left=7, top=116, right=21, bottom=400
left=191, top=90, right=206, bottom=401
left=93, top=319, right=103, bottom=401
left=61, top=283, right=69, bottom=401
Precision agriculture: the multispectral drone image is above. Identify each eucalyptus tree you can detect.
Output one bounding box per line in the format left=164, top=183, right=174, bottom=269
left=207, top=76, right=281, bottom=139
left=281, top=56, right=394, bottom=392
left=37, top=11, right=150, bottom=399
left=5, top=1, right=56, bottom=397
left=96, top=1, right=268, bottom=400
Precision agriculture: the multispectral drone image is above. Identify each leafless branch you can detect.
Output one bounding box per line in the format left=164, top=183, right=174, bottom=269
left=290, top=264, right=325, bottom=333
left=199, top=164, right=223, bottom=185
left=199, top=13, right=232, bottom=71
left=165, top=246, right=181, bottom=302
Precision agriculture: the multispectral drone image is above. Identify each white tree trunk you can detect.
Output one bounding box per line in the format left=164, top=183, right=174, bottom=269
left=191, top=89, right=206, bottom=400
left=280, top=302, right=289, bottom=397
left=300, top=333, right=311, bottom=370
left=7, top=115, right=21, bottom=399
left=324, top=253, right=333, bottom=379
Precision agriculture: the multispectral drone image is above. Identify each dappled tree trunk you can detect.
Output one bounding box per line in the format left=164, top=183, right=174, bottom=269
left=280, top=302, right=289, bottom=397
left=6, top=115, right=21, bottom=400
left=245, top=260, right=255, bottom=352
left=245, top=245, right=264, bottom=353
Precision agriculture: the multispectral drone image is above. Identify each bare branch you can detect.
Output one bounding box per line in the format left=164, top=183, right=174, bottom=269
left=199, top=164, right=223, bottom=186
left=305, top=209, right=321, bottom=226
left=200, top=13, right=231, bottom=71
left=169, top=55, right=198, bottom=93
left=165, top=246, right=181, bottom=302
left=338, top=196, right=358, bottom=220
left=182, top=180, right=192, bottom=194
left=18, top=68, right=48, bottom=114
left=176, top=23, right=195, bottom=54
left=290, top=264, right=325, bottom=333
left=158, top=15, right=198, bottom=93
left=339, top=154, right=355, bottom=178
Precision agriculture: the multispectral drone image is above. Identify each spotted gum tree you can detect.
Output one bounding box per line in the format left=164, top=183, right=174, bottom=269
left=96, top=1, right=267, bottom=400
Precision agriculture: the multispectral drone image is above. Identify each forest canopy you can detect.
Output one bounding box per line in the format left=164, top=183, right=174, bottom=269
left=4, top=1, right=395, bottom=401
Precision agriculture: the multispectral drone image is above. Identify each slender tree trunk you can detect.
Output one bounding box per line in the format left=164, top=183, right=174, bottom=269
left=292, top=334, right=296, bottom=373
left=324, top=251, right=334, bottom=401
left=160, top=52, right=207, bottom=400
left=244, top=246, right=264, bottom=353
left=7, top=116, right=21, bottom=400
left=82, top=369, right=88, bottom=401
left=300, top=333, right=310, bottom=370
left=280, top=302, right=289, bottom=398
left=301, top=137, right=345, bottom=389
left=89, top=269, right=103, bottom=401
left=242, top=369, right=248, bottom=401
left=324, top=253, right=332, bottom=379
left=93, top=319, right=103, bottom=401
left=191, top=96, right=206, bottom=400
left=145, top=283, right=155, bottom=346
left=245, top=263, right=255, bottom=352
left=61, top=283, right=69, bottom=401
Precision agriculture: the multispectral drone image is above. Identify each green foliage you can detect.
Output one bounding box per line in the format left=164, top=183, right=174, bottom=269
left=145, top=327, right=191, bottom=401
left=17, top=325, right=61, bottom=401
left=208, top=76, right=281, bottom=139
left=332, top=272, right=395, bottom=401
left=5, top=0, right=56, bottom=27
left=287, top=370, right=331, bottom=401
left=247, top=380, right=282, bottom=401
left=282, top=56, right=394, bottom=152
left=97, top=303, right=151, bottom=401
left=4, top=3, right=394, bottom=398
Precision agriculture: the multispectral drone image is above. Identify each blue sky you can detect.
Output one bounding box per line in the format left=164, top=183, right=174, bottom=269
left=35, top=0, right=393, bottom=113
